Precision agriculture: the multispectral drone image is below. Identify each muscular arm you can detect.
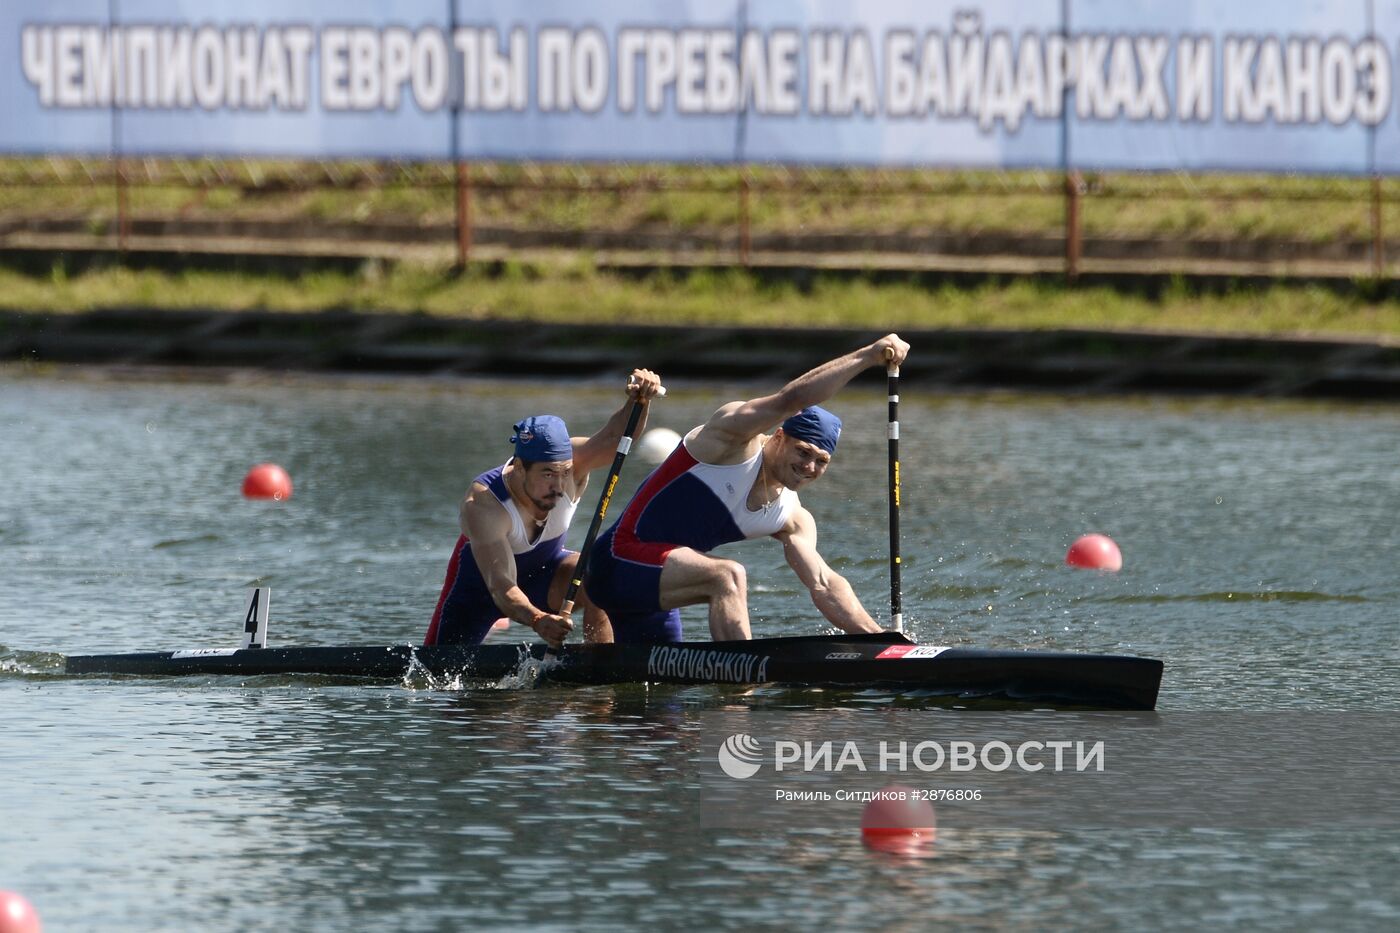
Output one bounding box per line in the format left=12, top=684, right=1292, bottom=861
left=460, top=483, right=550, bottom=630
left=777, top=506, right=883, bottom=634
left=687, top=334, right=910, bottom=464
left=570, top=368, right=664, bottom=475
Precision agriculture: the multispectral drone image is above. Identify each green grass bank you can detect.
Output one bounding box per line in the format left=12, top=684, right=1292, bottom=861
left=6, top=258, right=1400, bottom=340
left=4, top=159, right=1399, bottom=243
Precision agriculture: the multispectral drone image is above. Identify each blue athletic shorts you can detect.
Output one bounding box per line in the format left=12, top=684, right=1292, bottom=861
left=428, top=544, right=568, bottom=646
left=587, top=529, right=683, bottom=644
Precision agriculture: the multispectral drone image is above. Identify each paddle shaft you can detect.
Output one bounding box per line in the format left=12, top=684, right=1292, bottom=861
left=557, top=391, right=658, bottom=617
left=886, top=348, right=903, bottom=632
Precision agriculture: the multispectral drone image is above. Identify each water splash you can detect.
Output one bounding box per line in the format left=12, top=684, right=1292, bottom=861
left=0, top=646, right=65, bottom=676
left=397, top=644, right=543, bottom=692
left=495, top=648, right=550, bottom=689
left=399, top=647, right=459, bottom=691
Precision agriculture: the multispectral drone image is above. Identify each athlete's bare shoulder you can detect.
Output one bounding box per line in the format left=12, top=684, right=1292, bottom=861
left=463, top=478, right=508, bottom=525
left=686, top=403, right=765, bottom=465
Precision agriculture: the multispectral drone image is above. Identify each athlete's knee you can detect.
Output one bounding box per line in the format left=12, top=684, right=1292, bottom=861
left=711, top=559, right=746, bottom=599
left=582, top=602, right=613, bottom=644
left=554, top=552, right=580, bottom=585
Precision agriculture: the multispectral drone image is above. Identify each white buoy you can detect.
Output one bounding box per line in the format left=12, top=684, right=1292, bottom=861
left=636, top=427, right=682, bottom=463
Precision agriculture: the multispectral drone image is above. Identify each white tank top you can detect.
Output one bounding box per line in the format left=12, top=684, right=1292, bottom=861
left=483, top=461, right=580, bottom=555
left=684, top=443, right=800, bottom=539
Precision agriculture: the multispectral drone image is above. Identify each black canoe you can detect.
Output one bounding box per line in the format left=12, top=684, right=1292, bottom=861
left=64, top=632, right=1164, bottom=710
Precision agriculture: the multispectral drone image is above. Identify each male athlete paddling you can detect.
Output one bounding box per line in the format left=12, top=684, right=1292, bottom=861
left=424, top=369, right=664, bottom=649
left=587, top=335, right=911, bottom=643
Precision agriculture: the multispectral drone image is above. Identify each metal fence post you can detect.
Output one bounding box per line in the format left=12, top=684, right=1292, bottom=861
left=1372, top=175, right=1384, bottom=279
left=115, top=158, right=130, bottom=253
left=456, top=161, right=472, bottom=267
left=739, top=169, right=751, bottom=267
left=1064, top=170, right=1082, bottom=283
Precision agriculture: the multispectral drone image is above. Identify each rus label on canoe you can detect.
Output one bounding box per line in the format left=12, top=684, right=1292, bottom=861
left=647, top=646, right=770, bottom=683
left=876, top=645, right=952, bottom=660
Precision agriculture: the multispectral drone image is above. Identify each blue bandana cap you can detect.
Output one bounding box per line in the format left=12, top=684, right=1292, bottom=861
left=781, top=405, right=842, bottom=454
left=510, top=415, right=573, bottom=463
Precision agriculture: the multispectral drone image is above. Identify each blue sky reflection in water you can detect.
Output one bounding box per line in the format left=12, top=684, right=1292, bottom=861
left=1, top=370, right=1398, bottom=930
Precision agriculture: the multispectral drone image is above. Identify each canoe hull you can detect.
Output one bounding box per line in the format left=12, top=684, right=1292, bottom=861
left=64, top=632, right=1164, bottom=710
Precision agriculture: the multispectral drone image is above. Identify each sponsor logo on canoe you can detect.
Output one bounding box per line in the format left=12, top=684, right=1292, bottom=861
left=171, top=648, right=240, bottom=659
left=647, top=646, right=770, bottom=683
left=875, top=645, right=953, bottom=660
left=824, top=652, right=862, bottom=660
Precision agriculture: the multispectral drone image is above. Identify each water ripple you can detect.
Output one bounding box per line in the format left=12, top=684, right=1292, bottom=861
left=1101, top=590, right=1370, bottom=605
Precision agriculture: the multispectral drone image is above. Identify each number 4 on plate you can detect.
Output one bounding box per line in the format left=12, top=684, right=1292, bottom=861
left=240, top=587, right=270, bottom=650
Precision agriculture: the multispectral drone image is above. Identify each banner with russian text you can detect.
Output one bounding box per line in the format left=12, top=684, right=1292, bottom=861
left=4, top=0, right=1399, bottom=172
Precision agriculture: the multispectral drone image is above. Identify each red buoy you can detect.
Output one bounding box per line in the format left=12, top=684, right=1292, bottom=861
left=861, top=785, right=936, bottom=855
left=0, top=891, right=41, bottom=933
left=241, top=463, right=294, bottom=501
left=1066, top=534, right=1123, bottom=571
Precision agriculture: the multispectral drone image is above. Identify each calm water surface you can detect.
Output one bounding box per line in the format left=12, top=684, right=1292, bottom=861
left=2, top=367, right=1398, bottom=930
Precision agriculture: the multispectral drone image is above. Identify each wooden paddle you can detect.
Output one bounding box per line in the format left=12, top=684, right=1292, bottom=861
left=885, top=347, right=903, bottom=633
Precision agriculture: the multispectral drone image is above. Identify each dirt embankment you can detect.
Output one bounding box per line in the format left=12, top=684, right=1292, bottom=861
left=6, top=308, right=1400, bottom=402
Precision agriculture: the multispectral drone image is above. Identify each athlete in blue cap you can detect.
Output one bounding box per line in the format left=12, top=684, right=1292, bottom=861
left=424, top=368, right=664, bottom=648
left=587, top=334, right=910, bottom=643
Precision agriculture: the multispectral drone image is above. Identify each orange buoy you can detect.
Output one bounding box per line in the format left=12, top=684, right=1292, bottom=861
left=0, top=891, right=41, bottom=933
left=1066, top=534, right=1123, bottom=571
left=861, top=785, right=936, bottom=855
left=241, top=463, right=293, bottom=501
